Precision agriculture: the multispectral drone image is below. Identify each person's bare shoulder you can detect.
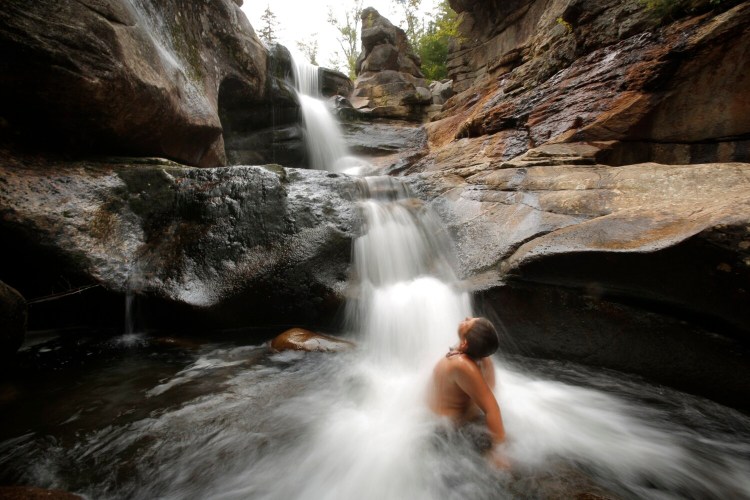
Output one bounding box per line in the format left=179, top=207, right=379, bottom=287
left=447, top=354, right=483, bottom=378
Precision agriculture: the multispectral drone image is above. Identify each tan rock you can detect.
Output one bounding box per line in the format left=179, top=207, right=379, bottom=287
left=269, top=328, right=355, bottom=353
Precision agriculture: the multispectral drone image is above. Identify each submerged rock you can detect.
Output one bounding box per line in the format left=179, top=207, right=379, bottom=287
left=269, top=328, right=355, bottom=353
left=0, top=486, right=82, bottom=499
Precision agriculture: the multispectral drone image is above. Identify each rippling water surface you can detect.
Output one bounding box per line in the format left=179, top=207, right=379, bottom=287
left=1, top=330, right=749, bottom=500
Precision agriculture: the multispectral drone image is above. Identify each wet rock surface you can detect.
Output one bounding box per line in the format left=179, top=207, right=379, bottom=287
left=269, top=328, right=355, bottom=353
left=0, top=153, right=360, bottom=331
left=0, top=0, right=266, bottom=167
left=341, top=120, right=427, bottom=171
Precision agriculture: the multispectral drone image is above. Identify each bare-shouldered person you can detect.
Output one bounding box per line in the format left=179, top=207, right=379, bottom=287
left=428, top=317, right=507, bottom=466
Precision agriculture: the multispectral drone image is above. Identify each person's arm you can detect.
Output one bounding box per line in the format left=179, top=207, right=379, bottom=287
left=454, top=359, right=505, bottom=444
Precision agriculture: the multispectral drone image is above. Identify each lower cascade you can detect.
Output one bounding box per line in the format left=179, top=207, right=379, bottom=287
left=2, top=177, right=749, bottom=499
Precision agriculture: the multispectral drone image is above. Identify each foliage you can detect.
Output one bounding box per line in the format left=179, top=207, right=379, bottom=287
left=327, top=0, right=363, bottom=78
left=414, top=0, right=460, bottom=81
left=394, top=0, right=424, bottom=49
left=556, top=16, right=573, bottom=34
left=259, top=5, right=278, bottom=45
left=296, top=37, right=319, bottom=65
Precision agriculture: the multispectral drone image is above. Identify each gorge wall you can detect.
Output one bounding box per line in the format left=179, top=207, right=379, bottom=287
left=434, top=0, right=750, bottom=165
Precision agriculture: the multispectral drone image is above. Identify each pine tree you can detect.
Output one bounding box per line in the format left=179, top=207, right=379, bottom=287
left=416, top=0, right=460, bottom=80
left=259, top=5, right=278, bottom=45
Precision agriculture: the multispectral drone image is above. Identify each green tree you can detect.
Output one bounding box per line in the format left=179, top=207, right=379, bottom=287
left=296, top=36, right=319, bottom=66
left=327, top=0, right=363, bottom=78
left=394, top=0, right=423, bottom=48
left=415, top=0, right=459, bottom=81
left=259, top=5, right=278, bottom=45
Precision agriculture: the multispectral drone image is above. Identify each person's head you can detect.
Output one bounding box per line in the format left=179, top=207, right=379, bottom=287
left=457, top=317, right=499, bottom=359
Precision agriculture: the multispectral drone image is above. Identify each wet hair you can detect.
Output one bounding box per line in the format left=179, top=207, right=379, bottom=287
left=463, top=317, right=499, bottom=359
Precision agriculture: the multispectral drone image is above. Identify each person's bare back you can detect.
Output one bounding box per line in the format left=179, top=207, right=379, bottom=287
left=427, top=317, right=507, bottom=466
left=428, top=354, right=495, bottom=420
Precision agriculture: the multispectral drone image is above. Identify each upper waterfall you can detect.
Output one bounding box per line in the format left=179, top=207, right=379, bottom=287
left=290, top=54, right=371, bottom=175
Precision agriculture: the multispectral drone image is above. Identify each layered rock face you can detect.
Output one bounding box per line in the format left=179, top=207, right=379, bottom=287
left=436, top=0, right=750, bottom=165
left=0, top=152, right=359, bottom=335
left=349, top=8, right=432, bottom=121
left=0, top=0, right=266, bottom=167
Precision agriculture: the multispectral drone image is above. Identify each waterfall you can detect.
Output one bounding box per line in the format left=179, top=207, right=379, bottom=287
left=348, top=176, right=472, bottom=366
left=290, top=55, right=370, bottom=175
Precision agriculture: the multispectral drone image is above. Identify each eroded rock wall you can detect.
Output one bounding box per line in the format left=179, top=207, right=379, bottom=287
left=437, top=0, right=750, bottom=165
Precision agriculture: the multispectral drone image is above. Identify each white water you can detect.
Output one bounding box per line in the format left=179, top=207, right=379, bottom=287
left=291, top=56, right=371, bottom=175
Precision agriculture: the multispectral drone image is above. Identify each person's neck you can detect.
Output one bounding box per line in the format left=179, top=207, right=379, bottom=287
left=446, top=347, right=479, bottom=362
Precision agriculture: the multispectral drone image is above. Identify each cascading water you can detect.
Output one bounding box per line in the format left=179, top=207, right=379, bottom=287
left=4, top=175, right=748, bottom=499
left=290, top=55, right=371, bottom=175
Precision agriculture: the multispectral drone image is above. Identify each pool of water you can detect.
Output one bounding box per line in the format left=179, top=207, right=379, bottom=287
left=1, top=329, right=748, bottom=499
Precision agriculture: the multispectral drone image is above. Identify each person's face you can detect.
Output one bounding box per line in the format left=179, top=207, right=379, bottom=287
left=457, top=317, right=478, bottom=346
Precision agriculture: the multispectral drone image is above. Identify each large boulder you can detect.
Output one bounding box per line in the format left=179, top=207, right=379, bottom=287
left=350, top=8, right=431, bottom=121
left=0, top=280, right=26, bottom=358
left=0, top=152, right=360, bottom=332
left=0, top=0, right=266, bottom=167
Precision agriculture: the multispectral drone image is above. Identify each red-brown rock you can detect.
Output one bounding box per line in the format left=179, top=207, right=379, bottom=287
left=269, top=328, right=355, bottom=353
left=0, top=486, right=82, bottom=500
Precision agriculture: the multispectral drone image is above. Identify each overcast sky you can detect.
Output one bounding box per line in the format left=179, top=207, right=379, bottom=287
left=240, top=0, right=439, bottom=72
